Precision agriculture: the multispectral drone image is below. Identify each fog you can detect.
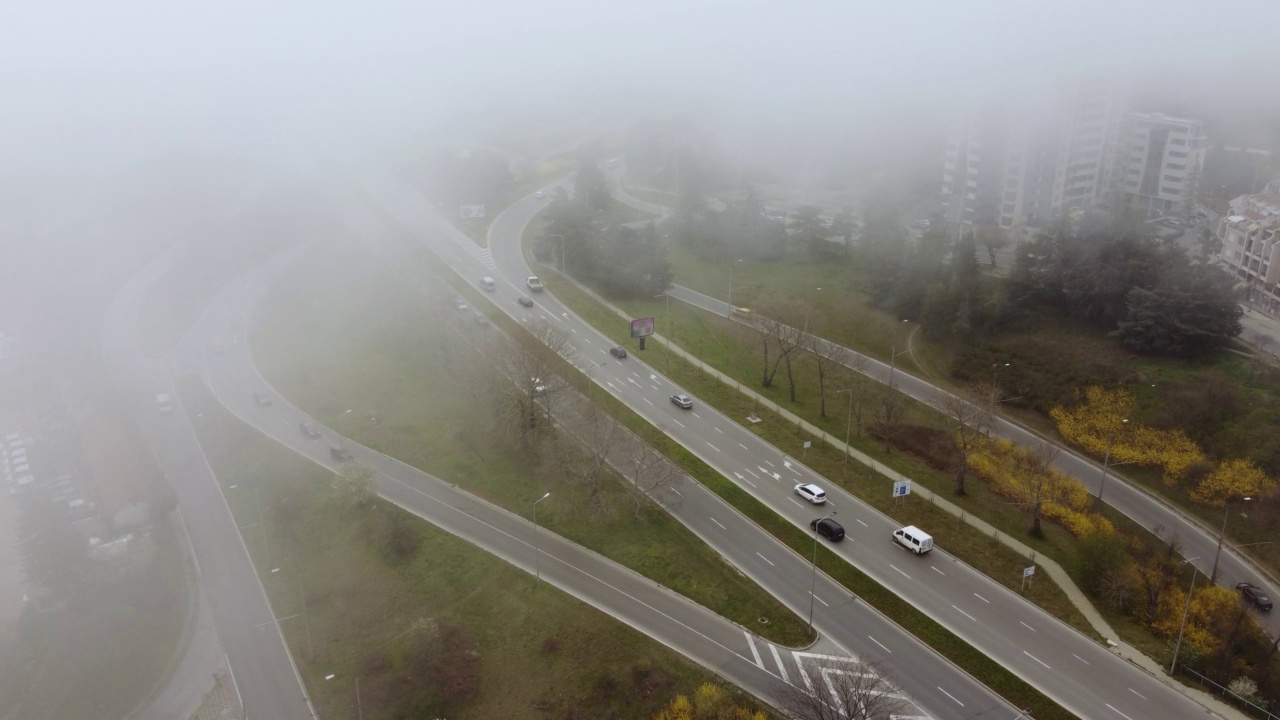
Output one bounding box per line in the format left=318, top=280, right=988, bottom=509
left=5, top=0, right=1278, bottom=180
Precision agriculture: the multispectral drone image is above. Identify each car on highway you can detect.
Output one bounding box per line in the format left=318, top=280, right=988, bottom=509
left=892, top=525, right=934, bottom=555
left=473, top=311, right=489, bottom=326
left=329, top=446, right=354, bottom=462
left=810, top=516, right=844, bottom=542
left=253, top=390, right=272, bottom=406
left=454, top=298, right=469, bottom=311
left=526, top=276, right=544, bottom=292
left=535, top=190, right=545, bottom=199
left=480, top=276, right=496, bottom=291
left=1238, top=582, right=1273, bottom=611
left=609, top=346, right=628, bottom=359
left=517, top=295, right=534, bottom=307
left=794, top=483, right=827, bottom=504
left=670, top=393, right=693, bottom=409
left=300, top=422, right=321, bottom=438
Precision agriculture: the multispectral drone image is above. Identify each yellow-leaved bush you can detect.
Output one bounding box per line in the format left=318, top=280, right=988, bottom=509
left=967, top=438, right=1114, bottom=537
left=1050, top=386, right=1205, bottom=485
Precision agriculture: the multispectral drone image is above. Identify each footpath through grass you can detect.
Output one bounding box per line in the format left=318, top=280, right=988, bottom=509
left=249, top=245, right=811, bottom=647
left=180, top=377, right=766, bottom=720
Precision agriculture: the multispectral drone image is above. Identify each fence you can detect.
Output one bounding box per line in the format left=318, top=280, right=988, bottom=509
left=1182, top=667, right=1278, bottom=720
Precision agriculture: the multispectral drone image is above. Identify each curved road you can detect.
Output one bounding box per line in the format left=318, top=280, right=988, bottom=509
left=358, top=175, right=1222, bottom=720
left=609, top=168, right=1280, bottom=640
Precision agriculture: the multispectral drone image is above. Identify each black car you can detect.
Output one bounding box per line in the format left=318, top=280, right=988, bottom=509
left=517, top=296, right=534, bottom=308
left=1238, top=582, right=1273, bottom=611
left=610, top=346, right=628, bottom=359
left=329, top=446, right=354, bottom=462
left=811, top=517, right=845, bottom=542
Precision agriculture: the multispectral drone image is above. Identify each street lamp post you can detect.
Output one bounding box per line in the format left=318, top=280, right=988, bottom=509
left=533, top=492, right=551, bottom=583
left=808, top=510, right=837, bottom=633
left=726, top=258, right=743, bottom=316
left=835, top=388, right=854, bottom=479
left=1095, top=419, right=1128, bottom=508
left=1169, top=559, right=1200, bottom=675
left=888, top=319, right=909, bottom=387
left=654, top=292, right=671, bottom=373
left=991, top=362, right=1010, bottom=405
left=1211, top=496, right=1251, bottom=583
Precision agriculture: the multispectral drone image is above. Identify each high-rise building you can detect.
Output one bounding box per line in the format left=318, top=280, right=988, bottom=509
left=1106, top=112, right=1208, bottom=218
left=1217, top=179, right=1280, bottom=313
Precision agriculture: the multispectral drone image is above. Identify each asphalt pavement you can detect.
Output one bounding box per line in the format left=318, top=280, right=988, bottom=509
left=357, top=174, right=1224, bottom=720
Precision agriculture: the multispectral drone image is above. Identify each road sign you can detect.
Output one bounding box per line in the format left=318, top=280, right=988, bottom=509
left=1023, top=565, right=1036, bottom=577
left=803, top=441, right=812, bottom=449
left=892, top=480, right=911, bottom=498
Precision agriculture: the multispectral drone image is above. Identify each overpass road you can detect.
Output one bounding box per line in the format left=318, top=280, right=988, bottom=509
left=357, top=174, right=1222, bottom=720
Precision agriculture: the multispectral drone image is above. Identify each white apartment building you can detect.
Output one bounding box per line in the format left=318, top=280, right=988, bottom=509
left=1217, top=179, right=1280, bottom=313
left=1107, top=112, right=1208, bottom=218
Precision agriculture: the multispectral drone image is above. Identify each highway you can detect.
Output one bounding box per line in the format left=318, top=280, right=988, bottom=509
left=609, top=170, right=1280, bottom=641
left=102, top=247, right=316, bottom=720
left=183, top=221, right=963, bottom=719
left=358, top=175, right=1221, bottom=720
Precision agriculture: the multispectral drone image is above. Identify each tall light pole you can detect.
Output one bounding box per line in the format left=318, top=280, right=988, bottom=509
left=533, top=492, right=551, bottom=583
left=888, top=319, right=909, bottom=387
left=1169, top=558, right=1200, bottom=675
left=991, top=362, right=1010, bottom=405
left=1211, top=496, right=1251, bottom=583
left=1095, top=419, right=1128, bottom=508
left=835, top=388, right=854, bottom=479
left=803, top=287, right=822, bottom=334
left=808, top=510, right=837, bottom=633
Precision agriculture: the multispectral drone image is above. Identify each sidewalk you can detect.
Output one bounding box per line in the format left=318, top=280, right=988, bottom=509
left=556, top=269, right=1251, bottom=720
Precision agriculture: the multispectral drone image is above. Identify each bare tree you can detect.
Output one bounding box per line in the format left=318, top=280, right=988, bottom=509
left=776, top=656, right=911, bottom=720
left=559, top=403, right=625, bottom=519
left=976, top=223, right=1010, bottom=266
left=805, top=322, right=850, bottom=418
left=743, top=298, right=805, bottom=398
left=938, top=385, right=994, bottom=496
left=480, top=318, right=578, bottom=447
left=1006, top=440, right=1063, bottom=535
left=618, top=443, right=685, bottom=519
left=868, top=384, right=908, bottom=453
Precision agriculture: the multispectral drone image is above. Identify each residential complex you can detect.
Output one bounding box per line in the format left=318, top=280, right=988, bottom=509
left=1216, top=178, right=1280, bottom=314
left=941, top=84, right=1206, bottom=231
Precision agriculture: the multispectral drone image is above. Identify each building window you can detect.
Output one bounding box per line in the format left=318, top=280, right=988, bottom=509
left=1167, top=163, right=1186, bottom=170
left=1168, top=151, right=1187, bottom=158
left=1171, top=138, right=1186, bottom=146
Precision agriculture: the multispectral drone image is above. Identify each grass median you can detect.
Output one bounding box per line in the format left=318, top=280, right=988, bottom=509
left=179, top=376, right=767, bottom=720
left=248, top=244, right=812, bottom=647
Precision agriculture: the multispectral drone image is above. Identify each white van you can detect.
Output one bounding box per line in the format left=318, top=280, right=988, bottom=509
left=480, top=276, right=497, bottom=291
left=892, top=525, right=933, bottom=555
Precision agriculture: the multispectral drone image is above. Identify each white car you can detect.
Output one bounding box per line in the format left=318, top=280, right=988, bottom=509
left=526, top=276, right=545, bottom=292
left=535, top=190, right=545, bottom=199
left=794, top=483, right=827, bottom=504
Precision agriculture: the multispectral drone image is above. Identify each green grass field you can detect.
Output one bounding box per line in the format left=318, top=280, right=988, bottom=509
left=248, top=244, right=812, bottom=647
left=181, top=377, right=763, bottom=720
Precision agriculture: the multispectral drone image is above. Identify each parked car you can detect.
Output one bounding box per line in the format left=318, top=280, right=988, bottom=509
left=609, top=346, right=628, bottom=359
left=330, top=446, right=355, bottom=461
left=1238, top=582, right=1273, bottom=611
left=670, top=393, right=693, bottom=409
left=253, top=390, right=272, bottom=406
left=517, top=295, right=534, bottom=307
left=794, top=483, right=827, bottom=504
left=810, top=517, right=845, bottom=542
left=454, top=298, right=469, bottom=311
left=526, top=276, right=545, bottom=292
left=300, top=422, right=321, bottom=438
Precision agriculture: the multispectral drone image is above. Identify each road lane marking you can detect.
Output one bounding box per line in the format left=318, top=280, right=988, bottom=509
left=672, top=419, right=685, bottom=428
left=932, top=566, right=945, bottom=576
left=755, top=552, right=774, bottom=566
left=1128, top=688, right=1146, bottom=700
left=670, top=489, right=683, bottom=497
left=738, top=443, right=748, bottom=450
left=937, top=687, right=964, bottom=707
left=1072, top=653, right=1089, bottom=665
left=856, top=519, right=868, bottom=527
left=714, top=426, right=723, bottom=433
left=707, top=442, right=721, bottom=452
left=650, top=384, right=660, bottom=390
left=692, top=412, right=701, bottom=419
left=280, top=419, right=289, bottom=426
left=813, top=594, right=828, bottom=607
left=1106, top=704, right=1136, bottom=720
left=973, top=593, right=989, bottom=603
left=711, top=517, right=726, bottom=530
left=768, top=644, right=789, bottom=683
left=745, top=631, right=763, bottom=667
left=744, top=467, right=760, bottom=478
left=1023, top=651, right=1050, bottom=669
left=789, top=498, right=804, bottom=508
left=890, top=565, right=911, bottom=579
left=952, top=605, right=976, bottom=622
left=643, top=398, right=654, bottom=406
left=868, top=636, right=890, bottom=653
left=584, top=337, right=592, bottom=343
left=1019, top=621, right=1037, bottom=633
left=764, top=460, right=775, bottom=467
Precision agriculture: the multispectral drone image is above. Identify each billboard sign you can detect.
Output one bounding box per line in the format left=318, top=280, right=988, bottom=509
left=460, top=204, right=486, bottom=219
left=892, top=480, right=911, bottom=498
left=630, top=317, right=654, bottom=338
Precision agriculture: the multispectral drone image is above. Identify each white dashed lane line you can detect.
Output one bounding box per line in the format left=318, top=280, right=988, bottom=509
left=812, top=593, right=828, bottom=607
left=937, top=687, right=964, bottom=707
left=1072, top=653, right=1090, bottom=665
left=672, top=419, right=685, bottom=428
left=789, top=498, right=804, bottom=509
left=1023, top=651, right=1050, bottom=669
left=764, top=460, right=776, bottom=467
left=643, top=398, right=654, bottom=406
left=583, top=337, right=592, bottom=343
left=952, top=605, right=976, bottom=622
left=744, top=467, right=759, bottom=478
left=868, top=636, right=890, bottom=653
left=891, top=565, right=911, bottom=579
left=1128, top=688, right=1146, bottom=701
left=974, top=593, right=989, bottom=604
left=714, top=427, right=723, bottom=433
left=1106, top=704, right=1136, bottom=720
left=1020, top=621, right=1037, bottom=633
left=691, top=412, right=702, bottom=419
left=755, top=552, right=774, bottom=566
left=932, top=566, right=945, bottom=576
left=856, top=519, right=868, bottom=527
left=710, top=517, right=726, bottom=530
left=738, top=443, right=748, bottom=450
left=707, top=442, right=721, bottom=452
